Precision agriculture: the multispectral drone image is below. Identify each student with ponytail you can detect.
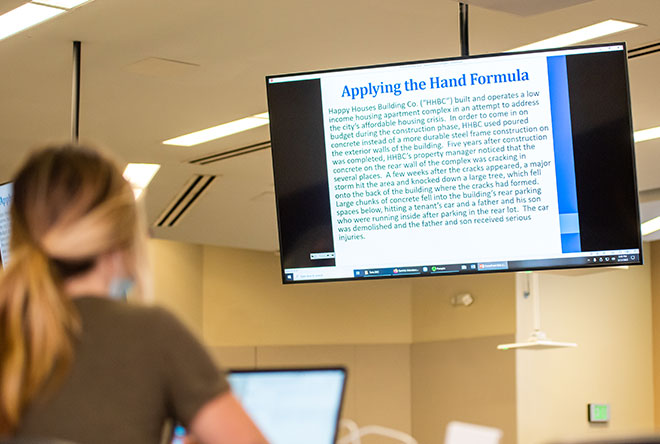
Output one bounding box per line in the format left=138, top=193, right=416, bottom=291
left=0, top=144, right=267, bottom=444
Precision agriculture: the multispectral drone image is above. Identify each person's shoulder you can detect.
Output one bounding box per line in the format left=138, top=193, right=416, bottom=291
left=73, top=297, right=186, bottom=334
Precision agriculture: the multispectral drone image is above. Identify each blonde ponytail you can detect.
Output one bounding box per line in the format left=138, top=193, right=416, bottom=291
left=0, top=144, right=148, bottom=435
left=0, top=243, right=79, bottom=434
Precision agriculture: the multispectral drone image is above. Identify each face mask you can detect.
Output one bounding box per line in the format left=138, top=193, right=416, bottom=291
left=108, top=277, right=134, bottom=301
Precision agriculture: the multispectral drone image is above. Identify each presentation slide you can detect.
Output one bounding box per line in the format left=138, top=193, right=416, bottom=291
left=321, top=55, right=559, bottom=267
left=267, top=44, right=641, bottom=283
left=0, top=182, right=12, bottom=267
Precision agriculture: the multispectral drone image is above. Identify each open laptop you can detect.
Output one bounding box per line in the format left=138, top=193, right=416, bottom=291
left=168, top=367, right=347, bottom=444
left=228, top=367, right=347, bottom=444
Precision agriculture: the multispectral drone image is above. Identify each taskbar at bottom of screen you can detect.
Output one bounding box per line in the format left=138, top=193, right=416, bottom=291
left=284, top=252, right=640, bottom=282
left=354, top=262, right=500, bottom=278
left=352, top=253, right=641, bottom=279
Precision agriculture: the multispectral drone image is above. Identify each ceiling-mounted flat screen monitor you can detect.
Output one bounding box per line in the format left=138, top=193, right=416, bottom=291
left=267, top=43, right=641, bottom=284
left=0, top=182, right=12, bottom=268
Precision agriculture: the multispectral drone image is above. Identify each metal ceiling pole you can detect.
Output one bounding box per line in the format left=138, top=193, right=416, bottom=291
left=527, top=271, right=542, bottom=333
left=71, top=41, right=81, bottom=143
left=459, top=3, right=469, bottom=57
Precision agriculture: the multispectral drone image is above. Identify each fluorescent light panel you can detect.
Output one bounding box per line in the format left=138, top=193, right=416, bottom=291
left=123, top=163, right=160, bottom=199
left=634, top=125, right=660, bottom=236
left=0, top=0, right=94, bottom=42
left=0, top=2, right=64, bottom=41
left=641, top=216, right=660, bottom=236
left=634, top=126, right=660, bottom=143
left=510, top=19, right=639, bottom=52
left=163, top=112, right=270, bottom=147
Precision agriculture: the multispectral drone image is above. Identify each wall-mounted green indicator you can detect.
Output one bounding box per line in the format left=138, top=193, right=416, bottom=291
left=588, top=403, right=610, bottom=423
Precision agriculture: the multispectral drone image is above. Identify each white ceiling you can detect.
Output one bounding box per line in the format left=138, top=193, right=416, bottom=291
left=2, top=0, right=660, bottom=249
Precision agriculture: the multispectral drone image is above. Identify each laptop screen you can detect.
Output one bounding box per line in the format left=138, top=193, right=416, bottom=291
left=228, top=368, right=346, bottom=444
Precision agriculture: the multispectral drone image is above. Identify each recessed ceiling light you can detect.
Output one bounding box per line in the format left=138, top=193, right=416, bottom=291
left=634, top=126, right=660, bottom=143
left=123, top=163, right=160, bottom=199
left=510, top=19, right=640, bottom=52
left=0, top=3, right=65, bottom=41
left=34, top=0, right=92, bottom=9
left=641, top=216, right=660, bottom=236
left=163, top=112, right=270, bottom=147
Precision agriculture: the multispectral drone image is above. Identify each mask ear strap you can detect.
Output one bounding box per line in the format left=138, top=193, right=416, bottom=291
left=108, top=277, right=133, bottom=301
left=107, top=251, right=133, bottom=301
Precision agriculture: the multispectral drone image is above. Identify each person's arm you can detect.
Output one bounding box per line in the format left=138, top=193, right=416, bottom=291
left=188, top=391, right=269, bottom=444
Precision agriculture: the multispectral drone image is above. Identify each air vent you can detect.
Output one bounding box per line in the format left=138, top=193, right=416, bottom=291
left=629, top=42, right=660, bottom=59
left=155, top=175, right=216, bottom=227
left=188, top=141, right=271, bottom=165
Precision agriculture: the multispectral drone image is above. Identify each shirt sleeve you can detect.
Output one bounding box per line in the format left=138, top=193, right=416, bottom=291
left=153, top=307, right=230, bottom=427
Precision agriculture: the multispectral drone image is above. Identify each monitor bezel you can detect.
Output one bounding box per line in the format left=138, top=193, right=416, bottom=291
left=266, top=42, right=642, bottom=284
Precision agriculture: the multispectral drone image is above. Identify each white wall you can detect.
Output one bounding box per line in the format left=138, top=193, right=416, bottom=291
left=651, top=242, right=660, bottom=429
left=410, top=273, right=518, bottom=443
left=201, top=245, right=413, bottom=346
left=515, top=254, right=655, bottom=444
left=412, top=273, right=516, bottom=342
left=149, top=238, right=204, bottom=337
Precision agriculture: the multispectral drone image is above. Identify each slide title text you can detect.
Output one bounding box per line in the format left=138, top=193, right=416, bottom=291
left=341, top=69, right=530, bottom=100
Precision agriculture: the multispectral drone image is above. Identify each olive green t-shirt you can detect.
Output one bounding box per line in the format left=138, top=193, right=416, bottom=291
left=14, top=297, right=229, bottom=444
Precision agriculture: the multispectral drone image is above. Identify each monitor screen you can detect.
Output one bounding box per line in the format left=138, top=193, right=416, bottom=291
left=227, top=368, right=346, bottom=444
left=0, top=182, right=12, bottom=268
left=266, top=43, right=641, bottom=283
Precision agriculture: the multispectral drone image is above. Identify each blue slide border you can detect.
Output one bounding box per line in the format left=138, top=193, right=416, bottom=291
left=547, top=56, right=581, bottom=253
